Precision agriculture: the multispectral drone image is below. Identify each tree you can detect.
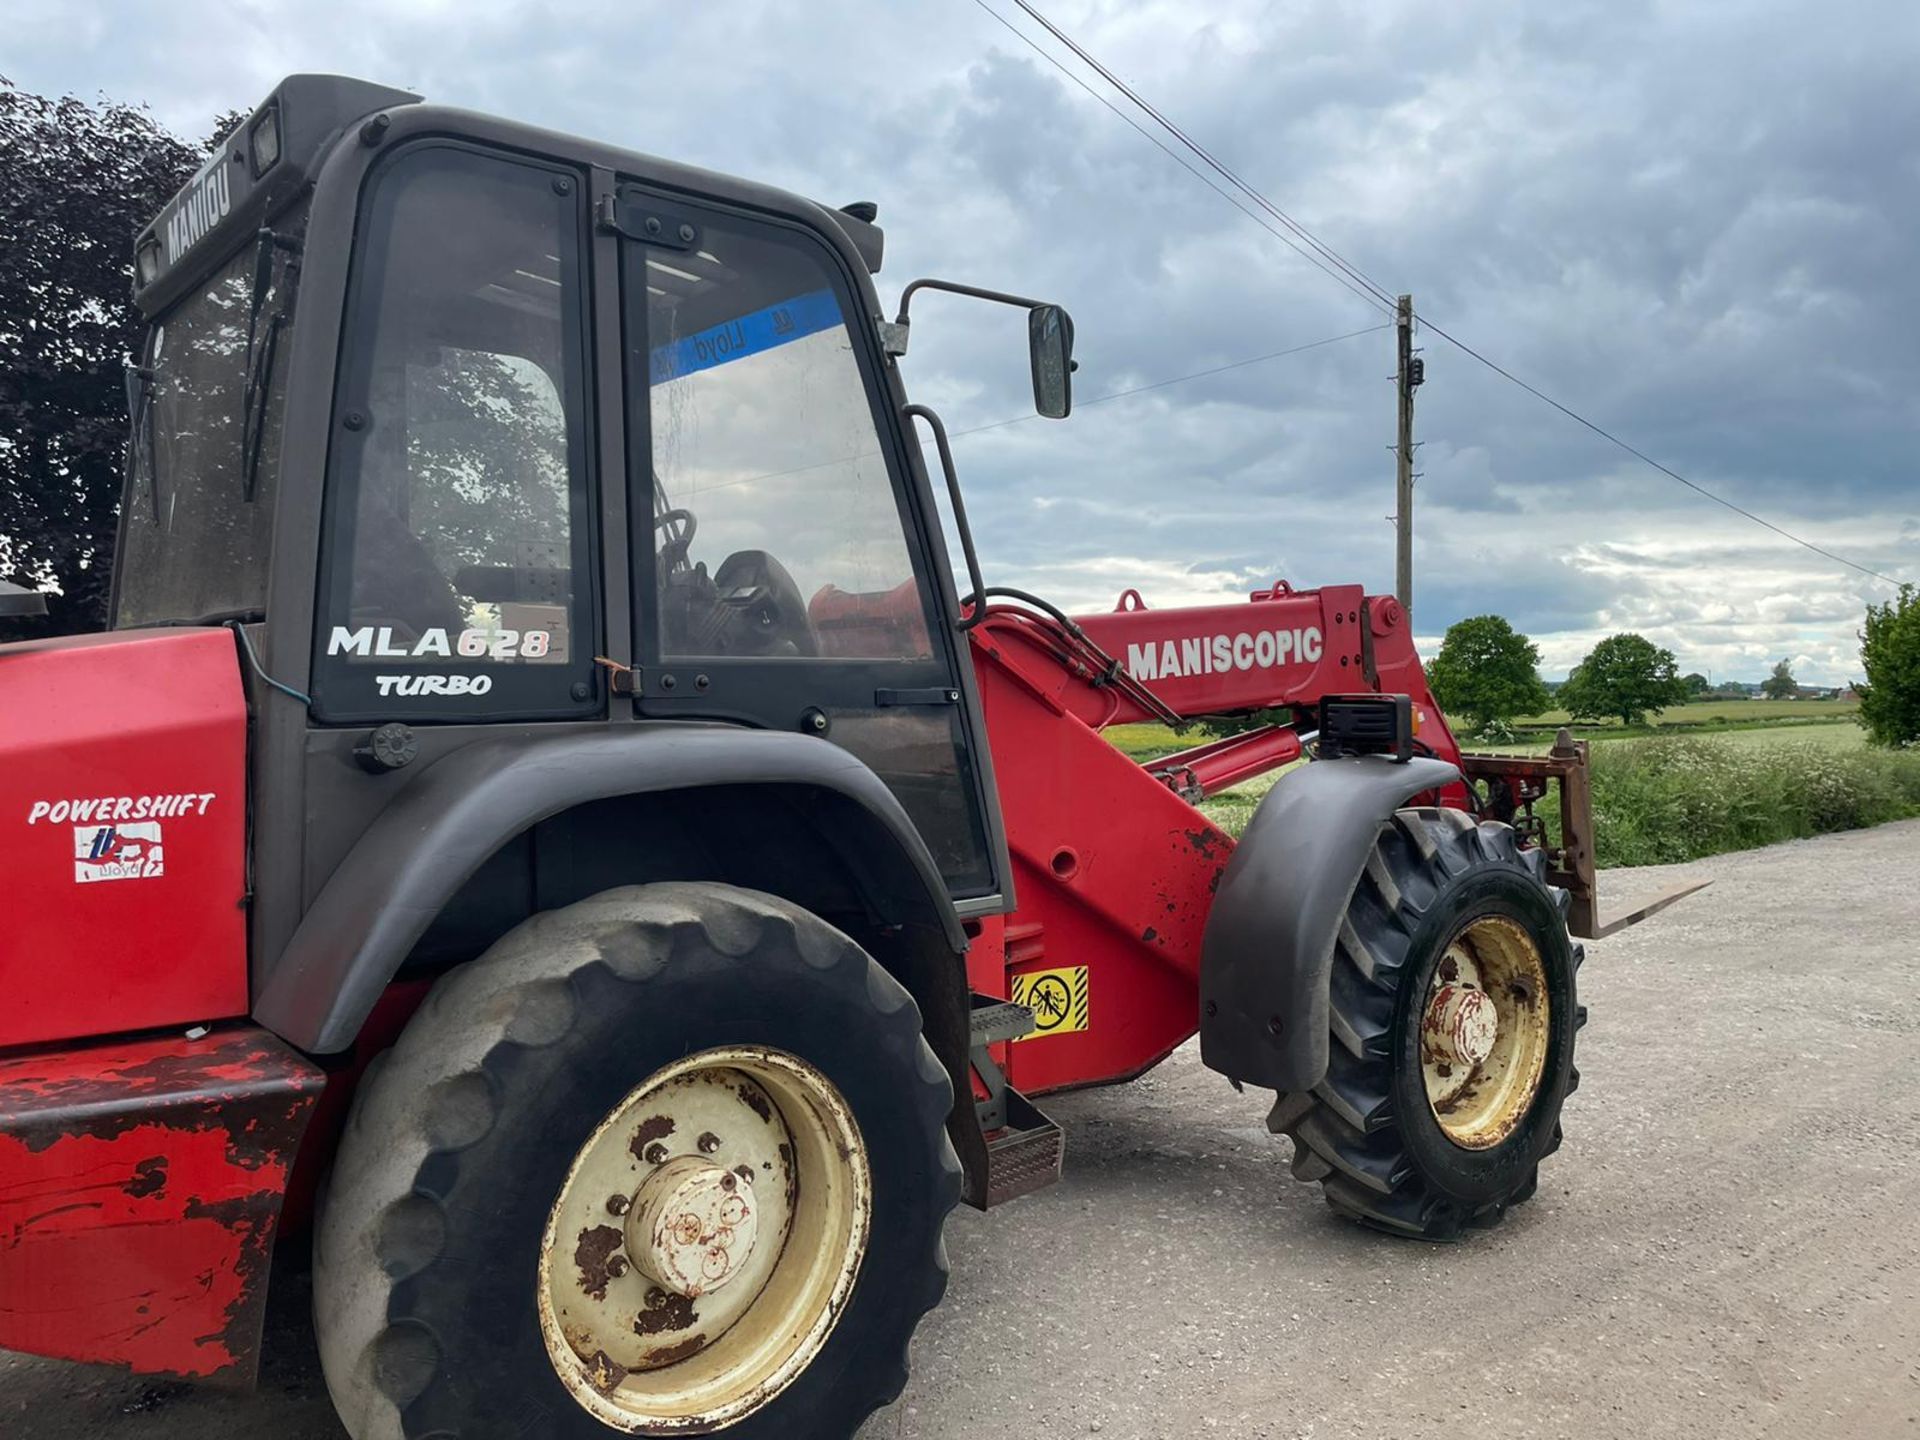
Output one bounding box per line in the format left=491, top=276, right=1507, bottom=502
left=0, top=83, right=212, bottom=641
left=1559, top=632, right=1690, bottom=728
left=1761, top=658, right=1798, bottom=700
left=1425, top=614, right=1550, bottom=727
left=1857, top=585, right=1920, bottom=747
left=1682, top=671, right=1710, bottom=697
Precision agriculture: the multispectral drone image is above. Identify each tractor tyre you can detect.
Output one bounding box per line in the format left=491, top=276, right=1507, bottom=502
left=314, top=883, right=960, bottom=1440
left=1269, top=807, right=1586, bottom=1241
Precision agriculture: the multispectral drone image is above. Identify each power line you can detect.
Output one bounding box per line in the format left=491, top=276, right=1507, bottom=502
left=950, top=322, right=1390, bottom=439
left=1009, top=0, right=1397, bottom=312
left=675, top=322, right=1388, bottom=498
left=1416, top=318, right=1908, bottom=586
left=965, top=0, right=1392, bottom=319
left=983, top=1, right=1907, bottom=589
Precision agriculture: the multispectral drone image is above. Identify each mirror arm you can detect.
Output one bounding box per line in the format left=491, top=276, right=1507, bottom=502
left=902, top=403, right=988, bottom=631
left=895, top=277, right=1051, bottom=325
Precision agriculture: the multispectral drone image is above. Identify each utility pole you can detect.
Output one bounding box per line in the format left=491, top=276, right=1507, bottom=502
left=1395, top=293, right=1418, bottom=619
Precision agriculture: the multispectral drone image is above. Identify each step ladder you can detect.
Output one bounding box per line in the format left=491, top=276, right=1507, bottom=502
left=970, top=996, right=1066, bottom=1207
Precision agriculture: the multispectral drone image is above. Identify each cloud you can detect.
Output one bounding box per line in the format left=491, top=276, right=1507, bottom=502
left=9, top=0, right=1915, bottom=683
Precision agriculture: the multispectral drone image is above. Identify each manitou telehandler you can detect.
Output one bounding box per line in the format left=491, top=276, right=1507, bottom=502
left=0, top=76, right=1694, bottom=1439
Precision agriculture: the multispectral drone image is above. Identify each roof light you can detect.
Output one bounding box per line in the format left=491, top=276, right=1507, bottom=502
left=249, top=104, right=282, bottom=178
left=135, top=237, right=164, bottom=286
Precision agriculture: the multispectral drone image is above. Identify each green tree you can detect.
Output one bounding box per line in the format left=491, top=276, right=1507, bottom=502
left=1857, top=585, right=1920, bottom=747
left=1560, top=632, right=1690, bottom=727
left=1761, top=658, right=1798, bottom=700
left=0, top=84, right=216, bottom=640
left=1682, top=671, right=1710, bottom=697
left=1425, top=614, right=1550, bottom=726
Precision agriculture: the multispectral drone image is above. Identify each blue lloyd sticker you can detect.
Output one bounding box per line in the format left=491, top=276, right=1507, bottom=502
left=74, top=821, right=165, bottom=883
left=649, top=289, right=842, bottom=384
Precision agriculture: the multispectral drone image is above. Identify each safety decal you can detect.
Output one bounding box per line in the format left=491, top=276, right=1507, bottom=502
left=1010, top=966, right=1090, bottom=1040
left=72, top=821, right=165, bottom=883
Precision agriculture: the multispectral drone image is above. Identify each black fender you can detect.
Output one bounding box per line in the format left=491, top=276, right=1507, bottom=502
left=1198, top=754, right=1460, bottom=1092
left=254, top=726, right=967, bottom=1054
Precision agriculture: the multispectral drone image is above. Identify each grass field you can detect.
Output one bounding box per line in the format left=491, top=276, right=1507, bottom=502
left=1518, top=698, right=1857, bottom=728
left=1102, top=710, right=1917, bottom=864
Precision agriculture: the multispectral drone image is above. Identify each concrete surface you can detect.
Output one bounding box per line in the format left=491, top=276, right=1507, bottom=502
left=6, top=821, right=1918, bottom=1438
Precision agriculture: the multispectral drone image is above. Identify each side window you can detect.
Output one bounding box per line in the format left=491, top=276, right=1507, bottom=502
left=645, top=220, right=934, bottom=661
left=312, top=145, right=594, bottom=721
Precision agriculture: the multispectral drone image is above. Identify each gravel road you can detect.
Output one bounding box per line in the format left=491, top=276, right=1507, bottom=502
left=7, top=821, right=1918, bottom=1439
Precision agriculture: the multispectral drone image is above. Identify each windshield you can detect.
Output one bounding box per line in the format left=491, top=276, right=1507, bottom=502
left=115, top=236, right=295, bottom=627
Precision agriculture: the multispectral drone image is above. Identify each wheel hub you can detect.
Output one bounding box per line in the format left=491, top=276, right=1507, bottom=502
left=1424, top=983, right=1498, bottom=1069
left=1419, top=920, right=1553, bottom=1150
left=626, top=1156, right=759, bottom=1297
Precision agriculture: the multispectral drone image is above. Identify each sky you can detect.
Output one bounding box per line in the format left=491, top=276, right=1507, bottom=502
left=11, top=0, right=1917, bottom=683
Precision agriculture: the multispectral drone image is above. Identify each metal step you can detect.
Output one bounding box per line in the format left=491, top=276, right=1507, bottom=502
left=970, top=996, right=1037, bottom=1047
left=983, top=1087, right=1065, bottom=1209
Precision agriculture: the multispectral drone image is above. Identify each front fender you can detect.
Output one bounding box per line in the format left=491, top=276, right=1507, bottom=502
left=254, top=726, right=965, bottom=1053
left=1198, top=755, right=1459, bottom=1092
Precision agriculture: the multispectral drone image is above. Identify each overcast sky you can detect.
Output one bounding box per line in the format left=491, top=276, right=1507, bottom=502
left=14, top=0, right=1916, bottom=682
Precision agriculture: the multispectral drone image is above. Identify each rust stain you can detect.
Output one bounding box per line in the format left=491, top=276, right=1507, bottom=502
left=634, top=1286, right=697, bottom=1336
left=643, top=1334, right=706, bottom=1367
left=628, top=1115, right=675, bottom=1164
left=585, top=1349, right=629, bottom=1393
left=574, top=1225, right=626, bottom=1301
left=737, top=1085, right=772, bottom=1124
left=1439, top=955, right=1460, bottom=983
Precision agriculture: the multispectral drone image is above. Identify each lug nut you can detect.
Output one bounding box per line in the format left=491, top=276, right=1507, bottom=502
left=607, top=1194, right=632, bottom=1217
left=697, top=1132, right=720, bottom=1154
left=643, top=1142, right=669, bottom=1165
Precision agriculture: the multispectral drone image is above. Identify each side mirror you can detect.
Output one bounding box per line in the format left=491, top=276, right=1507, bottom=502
left=1028, top=304, right=1075, bottom=419
left=0, top=580, right=49, bottom=619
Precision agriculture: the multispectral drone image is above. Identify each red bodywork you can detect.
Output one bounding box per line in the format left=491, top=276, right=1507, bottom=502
left=0, top=581, right=1461, bottom=1385
left=0, top=1026, right=321, bottom=1385
left=968, top=583, right=1464, bottom=1096
left=0, top=628, right=249, bottom=1048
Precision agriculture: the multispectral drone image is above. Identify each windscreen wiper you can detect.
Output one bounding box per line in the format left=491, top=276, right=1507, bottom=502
left=241, top=227, right=302, bottom=501
left=123, top=363, right=158, bottom=523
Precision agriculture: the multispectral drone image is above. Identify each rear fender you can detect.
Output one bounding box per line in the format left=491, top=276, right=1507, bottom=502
left=1198, top=755, right=1459, bottom=1091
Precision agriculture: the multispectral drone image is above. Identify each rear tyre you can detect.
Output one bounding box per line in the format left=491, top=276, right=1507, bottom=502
left=315, top=883, right=959, bottom=1439
left=1270, top=808, right=1586, bottom=1240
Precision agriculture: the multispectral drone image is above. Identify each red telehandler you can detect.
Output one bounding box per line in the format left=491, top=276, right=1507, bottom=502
left=0, top=76, right=1693, bottom=1439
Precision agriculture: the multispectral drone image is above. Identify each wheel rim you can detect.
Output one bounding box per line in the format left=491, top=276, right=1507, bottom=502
left=536, top=1046, right=871, bottom=1432
left=1419, top=916, right=1551, bottom=1150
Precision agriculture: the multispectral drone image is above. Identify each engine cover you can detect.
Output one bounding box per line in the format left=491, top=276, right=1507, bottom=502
left=0, top=628, right=248, bottom=1047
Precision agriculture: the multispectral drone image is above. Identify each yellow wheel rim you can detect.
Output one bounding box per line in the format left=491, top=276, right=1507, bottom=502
left=536, top=1046, right=870, bottom=1431
left=1419, top=916, right=1551, bottom=1150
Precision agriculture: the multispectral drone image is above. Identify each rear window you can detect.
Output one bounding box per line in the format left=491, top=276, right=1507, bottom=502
left=115, top=241, right=291, bottom=626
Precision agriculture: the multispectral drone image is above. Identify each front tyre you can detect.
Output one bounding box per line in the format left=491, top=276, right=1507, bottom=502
left=315, top=883, right=960, bottom=1439
left=1271, top=808, right=1586, bottom=1240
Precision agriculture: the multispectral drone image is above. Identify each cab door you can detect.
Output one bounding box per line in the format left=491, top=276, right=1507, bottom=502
left=617, top=188, right=1004, bottom=903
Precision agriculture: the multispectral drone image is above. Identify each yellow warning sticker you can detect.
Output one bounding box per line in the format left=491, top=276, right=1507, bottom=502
left=1010, top=966, right=1090, bottom=1040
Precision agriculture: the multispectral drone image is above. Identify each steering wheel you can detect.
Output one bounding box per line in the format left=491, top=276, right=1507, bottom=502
left=656, top=506, right=697, bottom=575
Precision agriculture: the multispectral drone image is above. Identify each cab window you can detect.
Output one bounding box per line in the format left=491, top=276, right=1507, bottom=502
left=312, top=144, right=595, bottom=721
left=644, top=220, right=935, bottom=662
